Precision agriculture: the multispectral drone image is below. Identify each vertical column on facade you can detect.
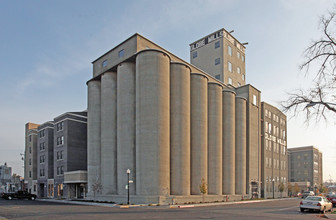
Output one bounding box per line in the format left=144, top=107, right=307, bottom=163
left=207, top=82, right=223, bottom=195
left=87, top=80, right=101, bottom=196
left=190, top=73, right=208, bottom=195
left=235, top=96, right=247, bottom=195
left=136, top=49, right=170, bottom=196
left=222, top=89, right=236, bottom=195
left=101, top=71, right=117, bottom=195
left=117, top=62, right=136, bottom=195
left=170, top=62, right=191, bottom=196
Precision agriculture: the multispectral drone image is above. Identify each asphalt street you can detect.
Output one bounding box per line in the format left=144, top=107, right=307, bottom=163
left=0, top=197, right=331, bottom=219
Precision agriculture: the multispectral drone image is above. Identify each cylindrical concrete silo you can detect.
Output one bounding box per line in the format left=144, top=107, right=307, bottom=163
left=190, top=73, right=208, bottom=195
left=207, top=82, right=223, bottom=195
left=87, top=79, right=101, bottom=196
left=235, top=96, right=247, bottom=195
left=222, top=89, right=235, bottom=195
left=101, top=71, right=117, bottom=195
left=135, top=49, right=170, bottom=196
left=170, top=62, right=191, bottom=196
left=117, top=62, right=136, bottom=195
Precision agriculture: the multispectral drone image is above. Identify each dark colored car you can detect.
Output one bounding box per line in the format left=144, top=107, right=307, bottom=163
left=1, top=191, right=37, bottom=200
left=327, top=194, right=336, bottom=207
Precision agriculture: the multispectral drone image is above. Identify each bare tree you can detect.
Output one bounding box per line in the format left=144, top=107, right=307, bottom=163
left=282, top=9, right=336, bottom=122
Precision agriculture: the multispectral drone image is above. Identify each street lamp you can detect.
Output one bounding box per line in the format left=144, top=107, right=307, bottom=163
left=126, top=169, right=130, bottom=205
left=272, top=179, right=275, bottom=199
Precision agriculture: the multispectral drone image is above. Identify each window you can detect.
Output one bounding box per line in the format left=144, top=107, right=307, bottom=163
left=237, top=82, right=241, bottom=87
left=57, top=151, right=64, bottom=160
left=58, top=184, right=63, bottom=196
left=215, top=41, right=220, bottom=49
left=237, top=67, right=241, bottom=74
left=57, top=136, right=64, bottom=146
left=56, top=122, right=64, bottom=131
left=242, top=55, right=245, bottom=62
left=265, top=138, right=268, bottom=150
left=29, top=135, right=32, bottom=142
left=57, top=166, right=64, bottom=175
left=118, top=49, right=125, bottom=58
left=228, top=46, right=232, bottom=56
left=40, top=142, right=45, bottom=151
left=29, top=158, right=31, bottom=165
left=215, top=74, right=221, bottom=80
left=39, top=130, right=45, bottom=138
left=102, top=59, right=107, bottom=67
left=29, top=147, right=31, bottom=154
left=237, top=51, right=240, bottom=59
left=29, top=171, right=31, bottom=178
left=40, top=169, right=45, bottom=177
left=215, top=58, right=220, bottom=65
left=253, top=95, right=257, bottom=105
left=192, top=51, right=198, bottom=59
left=242, top=74, right=245, bottom=81
left=228, top=62, right=232, bottom=72
left=228, top=78, right=232, bottom=85
left=40, top=155, right=45, bottom=164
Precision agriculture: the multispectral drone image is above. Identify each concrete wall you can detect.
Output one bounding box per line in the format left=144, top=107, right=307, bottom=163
left=87, top=80, right=101, bottom=196
left=87, top=36, right=265, bottom=203
left=207, top=82, right=223, bottom=195
left=101, top=71, right=117, bottom=195
left=190, top=73, right=208, bottom=195
left=117, top=63, right=136, bottom=195
left=223, top=89, right=236, bottom=195
left=170, top=62, right=191, bottom=196
left=235, top=97, right=246, bottom=195
left=136, top=50, right=170, bottom=196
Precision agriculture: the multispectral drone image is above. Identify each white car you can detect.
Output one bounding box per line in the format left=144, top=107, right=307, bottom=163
left=300, top=196, right=333, bottom=214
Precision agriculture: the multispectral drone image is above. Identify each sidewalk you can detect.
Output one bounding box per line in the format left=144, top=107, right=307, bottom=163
left=38, top=197, right=297, bottom=209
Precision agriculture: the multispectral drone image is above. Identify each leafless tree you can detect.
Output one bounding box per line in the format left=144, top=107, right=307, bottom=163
left=282, top=9, right=336, bottom=122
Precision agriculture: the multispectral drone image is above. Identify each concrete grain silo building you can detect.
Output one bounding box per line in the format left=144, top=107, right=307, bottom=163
left=86, top=30, right=264, bottom=204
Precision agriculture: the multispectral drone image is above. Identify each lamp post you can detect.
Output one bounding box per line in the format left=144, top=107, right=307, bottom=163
left=272, top=179, right=275, bottom=199
left=126, top=169, right=130, bottom=205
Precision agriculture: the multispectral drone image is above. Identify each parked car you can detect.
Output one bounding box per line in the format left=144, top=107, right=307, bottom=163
left=302, top=191, right=315, bottom=198
left=300, top=196, right=333, bottom=213
left=1, top=191, right=37, bottom=200
left=327, top=194, right=336, bottom=207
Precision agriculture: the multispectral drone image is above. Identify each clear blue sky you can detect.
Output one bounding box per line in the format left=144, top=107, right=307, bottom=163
left=0, top=0, right=335, bottom=182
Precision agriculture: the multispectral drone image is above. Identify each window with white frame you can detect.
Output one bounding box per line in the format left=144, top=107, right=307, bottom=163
left=228, top=78, right=232, bottom=85
left=253, top=95, right=257, bottom=105
left=237, top=67, right=241, bottom=74
left=228, top=62, right=232, bottom=72
left=228, top=45, right=232, bottom=56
